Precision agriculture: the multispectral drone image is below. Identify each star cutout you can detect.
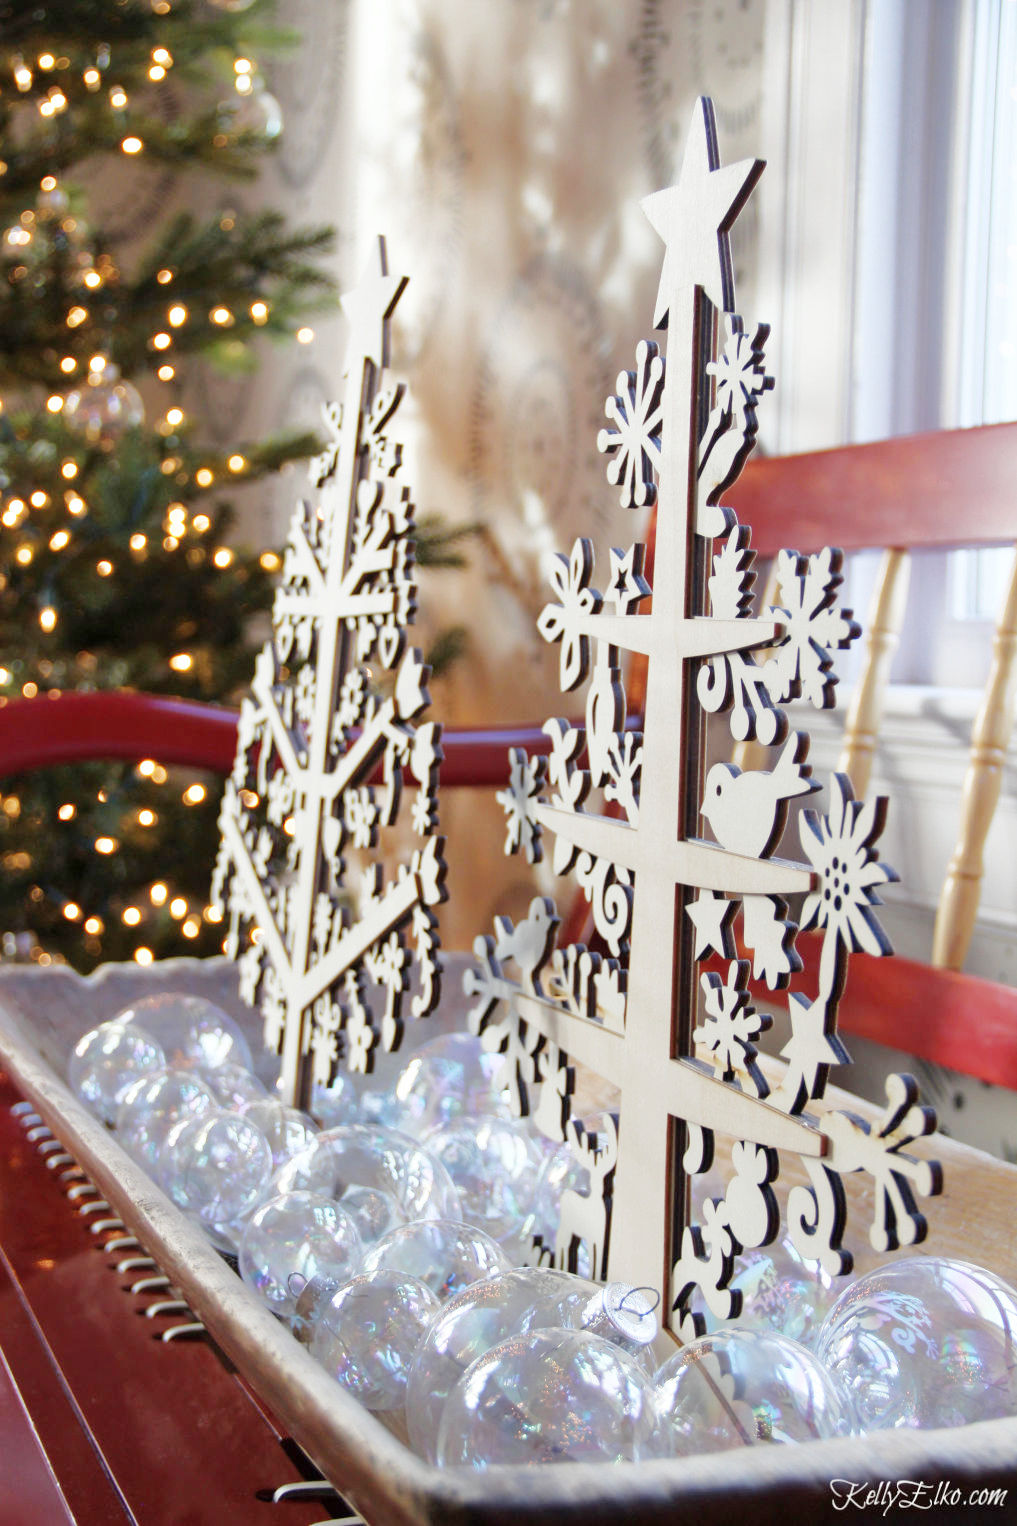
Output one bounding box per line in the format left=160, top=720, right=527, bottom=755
left=607, top=543, right=651, bottom=615
left=779, top=991, right=850, bottom=1112
left=686, top=888, right=737, bottom=961
left=340, top=236, right=408, bottom=372
left=641, top=96, right=763, bottom=326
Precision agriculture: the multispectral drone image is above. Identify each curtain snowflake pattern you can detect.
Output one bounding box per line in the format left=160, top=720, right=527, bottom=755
left=213, top=240, right=446, bottom=1108
left=465, top=98, right=942, bottom=1339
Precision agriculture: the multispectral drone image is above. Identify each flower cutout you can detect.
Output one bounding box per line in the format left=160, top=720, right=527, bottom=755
left=799, top=772, right=897, bottom=965
left=536, top=537, right=601, bottom=691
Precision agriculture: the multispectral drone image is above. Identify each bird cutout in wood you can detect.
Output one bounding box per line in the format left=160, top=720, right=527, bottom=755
left=465, top=96, right=943, bottom=1341
left=211, top=238, right=446, bottom=1109
left=700, top=734, right=817, bottom=857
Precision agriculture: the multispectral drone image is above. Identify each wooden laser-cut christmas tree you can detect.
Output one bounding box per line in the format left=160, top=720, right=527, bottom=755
left=466, top=98, right=942, bottom=1338
left=212, top=239, right=445, bottom=1109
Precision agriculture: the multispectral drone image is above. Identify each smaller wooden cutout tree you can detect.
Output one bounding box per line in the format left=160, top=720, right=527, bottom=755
left=467, top=98, right=942, bottom=1338
left=212, top=240, right=446, bottom=1109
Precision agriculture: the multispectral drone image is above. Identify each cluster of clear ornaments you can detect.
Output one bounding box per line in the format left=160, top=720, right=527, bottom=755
left=68, top=996, right=1017, bottom=1467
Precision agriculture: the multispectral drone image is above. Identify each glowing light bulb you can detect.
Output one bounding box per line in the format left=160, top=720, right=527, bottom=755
left=170, top=897, right=187, bottom=919
left=259, top=552, right=281, bottom=571
left=122, top=906, right=141, bottom=926
left=138, top=760, right=156, bottom=777
left=109, top=87, right=128, bottom=109
left=227, top=454, right=246, bottom=472
left=152, top=333, right=171, bottom=351
left=49, top=531, right=70, bottom=550
left=296, top=327, right=314, bottom=344
left=121, top=137, right=143, bottom=156
left=195, top=468, right=213, bottom=487
left=129, top=534, right=147, bottom=552
left=166, top=407, right=184, bottom=427
left=168, top=304, right=187, bottom=327
left=96, top=560, right=113, bottom=576
left=63, top=902, right=81, bottom=921
left=149, top=65, right=166, bottom=81
left=157, top=268, right=174, bottom=285
left=61, top=460, right=78, bottom=478
left=88, top=354, right=106, bottom=373
left=150, top=882, right=168, bottom=906
left=183, top=784, right=206, bottom=805
left=16, top=547, right=33, bottom=565
left=47, top=395, right=64, bottom=413
left=38, top=53, right=55, bottom=69
left=157, top=365, right=175, bottom=382
left=134, top=948, right=154, bottom=966
left=210, top=307, right=233, bottom=326
left=66, top=307, right=87, bottom=328
left=60, top=356, right=76, bottom=374
left=95, top=837, right=117, bottom=855
left=39, top=608, right=57, bottom=631
left=182, top=919, right=200, bottom=939
left=83, top=69, right=100, bottom=90
left=84, top=916, right=103, bottom=934
left=250, top=301, right=269, bottom=324
left=57, top=803, right=75, bottom=821
left=213, top=548, right=233, bottom=569
left=137, top=809, right=157, bottom=826
left=169, top=652, right=192, bottom=673
left=192, top=514, right=211, bottom=533
left=66, top=495, right=85, bottom=515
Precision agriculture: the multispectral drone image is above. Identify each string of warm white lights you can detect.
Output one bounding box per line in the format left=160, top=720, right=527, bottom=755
left=0, top=3, right=332, bottom=971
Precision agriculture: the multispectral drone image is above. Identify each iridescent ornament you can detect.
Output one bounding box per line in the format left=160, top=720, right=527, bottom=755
left=393, top=1033, right=510, bottom=1138
left=406, top=1266, right=584, bottom=1462
left=310, top=1072, right=362, bottom=1129
left=62, top=365, right=144, bottom=447
left=115, top=992, right=253, bottom=1073
left=217, top=81, right=283, bottom=142
left=696, top=1236, right=837, bottom=1348
left=239, top=1191, right=362, bottom=1317
left=562, top=1282, right=661, bottom=1373
left=423, top=1115, right=544, bottom=1250
left=162, top=1110, right=272, bottom=1227
left=273, top=1124, right=461, bottom=1224
left=655, top=1327, right=855, bottom=1454
left=815, top=1256, right=1017, bottom=1431
left=115, top=1066, right=218, bottom=1173
left=203, top=1062, right=268, bottom=1112
left=309, top=1268, right=440, bottom=1410
left=68, top=1020, right=165, bottom=1124
left=360, top=1218, right=509, bottom=1302
left=437, top=1328, right=671, bottom=1467
left=241, top=1098, right=318, bottom=1168
left=339, top=1185, right=404, bottom=1245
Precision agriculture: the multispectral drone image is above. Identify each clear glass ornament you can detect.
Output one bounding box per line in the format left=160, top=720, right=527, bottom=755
left=114, top=1066, right=218, bottom=1173
left=815, top=1256, right=1017, bottom=1431
left=115, top=992, right=253, bottom=1073
left=273, top=1124, right=461, bottom=1223
left=62, top=366, right=144, bottom=447
left=437, top=1327, right=672, bottom=1467
left=238, top=1190, right=362, bottom=1317
left=162, top=1110, right=272, bottom=1227
left=360, top=1218, right=509, bottom=1302
left=309, top=1268, right=440, bottom=1411
left=562, top=1282, right=661, bottom=1373
left=393, top=1033, right=511, bottom=1138
left=655, top=1327, right=855, bottom=1454
left=406, top=1266, right=584, bottom=1462
left=422, top=1115, right=545, bottom=1251
left=310, top=1071, right=363, bottom=1129
left=68, top=1020, right=165, bottom=1124
left=696, top=1235, right=837, bottom=1348
left=339, top=1184, right=404, bottom=1245
left=217, top=81, right=283, bottom=143
left=240, top=1098, right=318, bottom=1168
left=202, top=1061, right=268, bottom=1112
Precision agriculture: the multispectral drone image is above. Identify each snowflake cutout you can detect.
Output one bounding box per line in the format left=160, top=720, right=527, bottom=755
left=597, top=339, right=665, bottom=508
left=694, top=960, right=769, bottom=1095
left=706, top=318, right=773, bottom=428
left=764, top=547, right=860, bottom=710
left=800, top=772, right=896, bottom=963
left=497, top=747, right=546, bottom=864
left=537, top=538, right=602, bottom=692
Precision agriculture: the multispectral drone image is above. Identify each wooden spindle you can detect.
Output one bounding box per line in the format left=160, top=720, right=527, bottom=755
left=837, top=547, right=911, bottom=797
left=933, top=545, right=1017, bottom=970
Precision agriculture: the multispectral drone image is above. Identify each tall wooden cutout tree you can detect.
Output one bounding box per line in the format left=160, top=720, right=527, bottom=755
left=467, top=99, right=942, bottom=1338
left=213, top=240, right=445, bottom=1109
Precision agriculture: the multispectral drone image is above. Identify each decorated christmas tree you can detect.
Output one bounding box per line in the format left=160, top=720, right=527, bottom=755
left=0, top=1, right=335, bottom=970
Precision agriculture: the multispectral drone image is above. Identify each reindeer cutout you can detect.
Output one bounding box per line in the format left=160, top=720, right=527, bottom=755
left=555, top=1115, right=619, bottom=1280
